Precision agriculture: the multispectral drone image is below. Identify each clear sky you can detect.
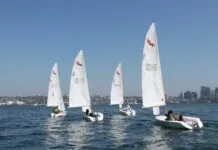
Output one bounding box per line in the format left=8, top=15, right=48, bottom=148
left=1, top=0, right=218, bottom=96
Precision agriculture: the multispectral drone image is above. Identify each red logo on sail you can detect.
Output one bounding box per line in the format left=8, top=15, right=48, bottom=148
left=147, top=38, right=154, bottom=47
left=52, top=71, right=56, bottom=75
left=116, top=71, right=121, bottom=75
left=76, top=61, right=82, bottom=66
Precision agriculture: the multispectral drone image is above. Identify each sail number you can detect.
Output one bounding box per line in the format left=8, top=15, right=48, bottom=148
left=145, top=63, right=157, bottom=71
left=114, top=83, right=121, bottom=87
left=74, top=77, right=85, bottom=83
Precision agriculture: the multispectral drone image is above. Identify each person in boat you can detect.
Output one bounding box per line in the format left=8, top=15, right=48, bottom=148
left=85, top=109, right=98, bottom=117
left=165, top=110, right=183, bottom=121
left=127, top=104, right=132, bottom=112
left=122, top=104, right=131, bottom=111
left=85, top=109, right=89, bottom=116
left=165, top=110, right=175, bottom=121
left=53, top=107, right=62, bottom=114
left=178, top=115, right=184, bottom=121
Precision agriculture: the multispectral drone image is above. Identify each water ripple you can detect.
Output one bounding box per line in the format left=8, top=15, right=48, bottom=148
left=0, top=104, right=218, bottom=149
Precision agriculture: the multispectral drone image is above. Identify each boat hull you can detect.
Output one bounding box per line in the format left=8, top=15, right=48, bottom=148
left=85, top=112, right=104, bottom=122
left=155, top=115, right=203, bottom=130
left=119, top=108, right=136, bottom=116
left=50, top=111, right=66, bottom=118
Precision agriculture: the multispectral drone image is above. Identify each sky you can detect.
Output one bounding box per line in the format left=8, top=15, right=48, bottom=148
left=1, top=0, right=218, bottom=96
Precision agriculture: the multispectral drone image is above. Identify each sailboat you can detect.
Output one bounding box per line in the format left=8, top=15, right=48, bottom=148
left=69, top=50, right=103, bottom=121
left=110, top=63, right=136, bottom=116
left=142, top=23, right=203, bottom=129
left=47, top=63, right=66, bottom=118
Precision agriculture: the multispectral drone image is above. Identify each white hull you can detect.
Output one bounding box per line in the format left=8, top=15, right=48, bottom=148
left=85, top=112, right=104, bottom=122
left=155, top=115, right=203, bottom=130
left=50, top=111, right=66, bottom=118
left=119, top=108, right=136, bottom=116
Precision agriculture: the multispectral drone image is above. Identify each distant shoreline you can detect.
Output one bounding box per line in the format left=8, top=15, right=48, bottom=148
left=0, top=96, right=217, bottom=105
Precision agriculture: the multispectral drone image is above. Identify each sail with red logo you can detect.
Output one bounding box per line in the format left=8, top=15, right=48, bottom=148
left=142, top=22, right=165, bottom=110
left=47, top=62, right=66, bottom=117
left=69, top=50, right=104, bottom=121
left=69, top=50, right=90, bottom=110
left=110, top=63, right=124, bottom=108
left=110, top=63, right=136, bottom=116
left=142, top=23, right=203, bottom=130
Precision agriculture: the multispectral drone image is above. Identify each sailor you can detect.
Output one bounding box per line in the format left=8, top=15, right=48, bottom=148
left=53, top=107, right=61, bottom=114
left=89, top=112, right=97, bottom=117
left=165, top=110, right=183, bottom=121
left=86, top=109, right=98, bottom=117
left=165, top=110, right=175, bottom=121
left=178, top=115, right=184, bottom=121
left=85, top=109, right=89, bottom=116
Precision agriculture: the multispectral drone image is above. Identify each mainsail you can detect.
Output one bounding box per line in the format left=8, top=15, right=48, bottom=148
left=110, top=63, right=124, bottom=108
left=69, top=50, right=91, bottom=112
left=47, top=63, right=65, bottom=111
left=142, top=23, right=165, bottom=108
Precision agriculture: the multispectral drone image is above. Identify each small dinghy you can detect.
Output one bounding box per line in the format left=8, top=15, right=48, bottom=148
left=119, top=106, right=136, bottom=116
left=47, top=63, right=66, bottom=118
left=141, top=23, right=203, bottom=130
left=84, top=108, right=104, bottom=121
left=110, top=63, right=135, bottom=116
left=50, top=111, right=66, bottom=118
left=155, top=115, right=203, bottom=130
left=69, top=50, right=103, bottom=121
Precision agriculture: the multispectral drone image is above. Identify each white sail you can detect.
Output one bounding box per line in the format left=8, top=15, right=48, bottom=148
left=110, top=63, right=124, bottom=108
left=153, top=107, right=160, bottom=115
left=142, top=23, right=165, bottom=108
left=69, top=50, right=91, bottom=112
left=47, top=63, right=65, bottom=111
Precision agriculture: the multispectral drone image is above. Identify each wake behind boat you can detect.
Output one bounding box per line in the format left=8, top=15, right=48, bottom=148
left=110, top=63, right=135, bottom=116
left=69, top=50, right=103, bottom=122
left=47, top=63, right=66, bottom=118
left=141, top=23, right=203, bottom=130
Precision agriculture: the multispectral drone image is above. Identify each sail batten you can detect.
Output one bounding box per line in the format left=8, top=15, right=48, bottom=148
left=69, top=50, right=91, bottom=111
left=142, top=23, right=165, bottom=108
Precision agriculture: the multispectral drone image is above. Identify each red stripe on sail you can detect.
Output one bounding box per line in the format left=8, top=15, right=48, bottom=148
left=76, top=61, right=82, bottom=66
left=147, top=38, right=155, bottom=47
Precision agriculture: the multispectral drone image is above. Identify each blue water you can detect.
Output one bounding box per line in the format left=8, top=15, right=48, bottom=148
left=0, top=104, right=218, bottom=150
